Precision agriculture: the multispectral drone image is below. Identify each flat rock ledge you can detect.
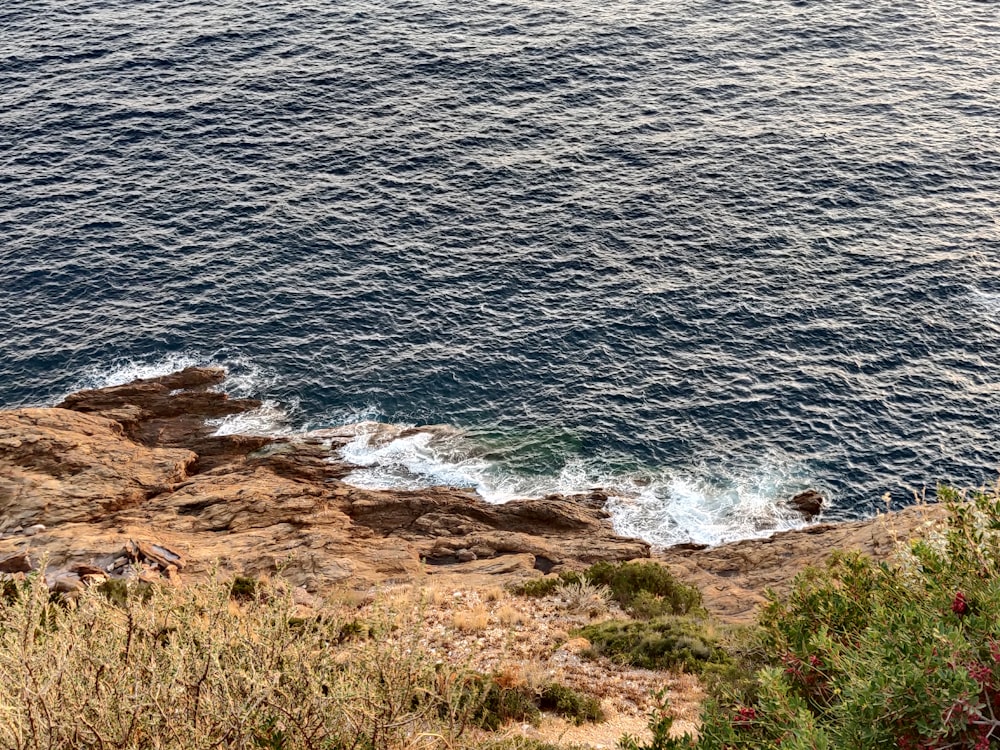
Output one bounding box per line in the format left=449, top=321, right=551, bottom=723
left=0, top=367, right=948, bottom=618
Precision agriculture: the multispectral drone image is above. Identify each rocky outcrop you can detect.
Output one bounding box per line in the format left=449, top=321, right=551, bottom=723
left=788, top=489, right=824, bottom=519
left=0, top=367, right=949, bottom=618
left=0, top=367, right=649, bottom=591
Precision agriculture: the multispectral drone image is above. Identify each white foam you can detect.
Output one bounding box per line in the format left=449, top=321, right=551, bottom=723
left=336, top=422, right=818, bottom=546
left=339, top=423, right=503, bottom=497
left=69, top=352, right=281, bottom=399
left=73, top=353, right=203, bottom=392
left=68, top=355, right=821, bottom=546
left=605, top=468, right=808, bottom=547
left=207, top=398, right=298, bottom=437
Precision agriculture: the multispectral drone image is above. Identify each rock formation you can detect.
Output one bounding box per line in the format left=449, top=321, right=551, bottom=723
left=0, top=367, right=649, bottom=591
left=0, top=367, right=948, bottom=620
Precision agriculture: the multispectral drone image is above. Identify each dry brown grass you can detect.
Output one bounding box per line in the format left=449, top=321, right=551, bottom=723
left=0, top=575, right=519, bottom=750
left=481, top=586, right=505, bottom=603
left=495, top=603, right=526, bottom=626
left=453, top=604, right=491, bottom=631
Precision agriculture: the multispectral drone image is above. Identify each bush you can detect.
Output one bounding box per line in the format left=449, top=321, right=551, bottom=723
left=0, top=574, right=551, bottom=749
left=694, top=486, right=1000, bottom=749
left=577, top=617, right=726, bottom=673
left=509, top=577, right=564, bottom=598
left=510, top=562, right=701, bottom=620
left=538, top=683, right=605, bottom=725
left=465, top=675, right=542, bottom=730
left=583, top=562, right=702, bottom=618
left=455, top=674, right=605, bottom=730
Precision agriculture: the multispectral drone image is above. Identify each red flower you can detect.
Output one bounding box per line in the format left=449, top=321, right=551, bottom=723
left=733, top=706, right=757, bottom=727
left=968, top=662, right=991, bottom=685
left=952, top=591, right=969, bottom=616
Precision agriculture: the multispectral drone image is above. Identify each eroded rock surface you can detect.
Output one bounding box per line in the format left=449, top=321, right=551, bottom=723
left=1, top=367, right=649, bottom=590
left=657, top=503, right=946, bottom=622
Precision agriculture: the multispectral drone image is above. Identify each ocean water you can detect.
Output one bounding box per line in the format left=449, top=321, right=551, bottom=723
left=2, top=0, right=999, bottom=545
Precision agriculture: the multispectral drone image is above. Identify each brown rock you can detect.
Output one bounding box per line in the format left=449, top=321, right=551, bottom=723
left=0, top=366, right=948, bottom=622
left=789, top=489, right=824, bottom=519
left=0, top=551, right=32, bottom=573
left=49, top=572, right=84, bottom=594
left=658, top=503, right=947, bottom=623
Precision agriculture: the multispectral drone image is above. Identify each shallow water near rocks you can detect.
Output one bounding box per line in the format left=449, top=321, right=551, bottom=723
left=2, top=0, right=999, bottom=545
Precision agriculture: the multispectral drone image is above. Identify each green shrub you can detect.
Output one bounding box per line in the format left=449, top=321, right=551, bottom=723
left=509, top=577, right=563, bottom=598
left=511, top=561, right=702, bottom=620
left=583, top=562, right=702, bottom=617
left=229, top=575, right=258, bottom=601
left=577, top=617, right=725, bottom=673
left=469, top=677, right=541, bottom=730
left=457, top=675, right=605, bottom=730
left=694, top=486, right=1000, bottom=749
left=538, top=682, right=605, bottom=725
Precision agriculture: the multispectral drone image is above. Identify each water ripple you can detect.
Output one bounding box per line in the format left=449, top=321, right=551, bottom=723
left=2, top=0, right=999, bottom=542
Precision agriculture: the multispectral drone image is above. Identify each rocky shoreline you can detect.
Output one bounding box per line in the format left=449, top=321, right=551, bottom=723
left=0, top=367, right=945, bottom=619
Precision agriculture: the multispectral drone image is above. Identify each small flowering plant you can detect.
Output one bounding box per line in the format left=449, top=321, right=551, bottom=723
left=690, top=485, right=1000, bottom=749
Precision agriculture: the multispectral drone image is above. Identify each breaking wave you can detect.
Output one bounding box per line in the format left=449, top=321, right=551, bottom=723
left=336, top=420, right=815, bottom=546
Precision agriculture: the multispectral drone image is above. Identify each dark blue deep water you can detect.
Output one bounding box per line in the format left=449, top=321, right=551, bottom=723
left=2, top=0, right=1000, bottom=544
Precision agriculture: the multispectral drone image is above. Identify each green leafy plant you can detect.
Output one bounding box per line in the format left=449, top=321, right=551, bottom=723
left=538, top=682, right=605, bottom=725
left=583, top=562, right=702, bottom=618
left=577, top=617, right=725, bottom=673
left=511, top=561, right=701, bottom=620
left=694, top=486, right=1000, bottom=749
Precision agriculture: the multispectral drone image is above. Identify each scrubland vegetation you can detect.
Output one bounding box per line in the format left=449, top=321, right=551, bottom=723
left=4, top=486, right=1000, bottom=749
left=0, top=571, right=601, bottom=750
left=632, top=486, right=1000, bottom=749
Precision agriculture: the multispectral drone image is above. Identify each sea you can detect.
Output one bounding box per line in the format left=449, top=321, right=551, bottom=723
left=2, top=0, right=999, bottom=547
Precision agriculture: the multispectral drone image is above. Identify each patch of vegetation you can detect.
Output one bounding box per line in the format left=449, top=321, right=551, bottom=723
left=619, top=688, right=697, bottom=750
left=96, top=578, right=152, bottom=607
left=508, top=570, right=583, bottom=598
left=689, top=486, right=1000, bottom=749
left=229, top=574, right=258, bottom=601
left=577, top=617, right=725, bottom=673
left=466, top=675, right=541, bottom=730
left=510, top=561, right=701, bottom=619
left=584, top=561, right=702, bottom=618
left=482, top=739, right=592, bottom=750
left=458, top=674, right=605, bottom=730
left=2, top=574, right=599, bottom=750
left=538, top=682, right=605, bottom=725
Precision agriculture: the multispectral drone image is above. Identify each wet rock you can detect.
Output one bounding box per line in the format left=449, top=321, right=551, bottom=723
left=789, top=490, right=824, bottom=519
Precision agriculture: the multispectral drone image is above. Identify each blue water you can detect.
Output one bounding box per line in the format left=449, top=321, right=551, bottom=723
left=2, top=0, right=999, bottom=544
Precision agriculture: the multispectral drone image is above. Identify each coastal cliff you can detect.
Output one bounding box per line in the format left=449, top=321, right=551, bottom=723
left=0, top=367, right=944, bottom=618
